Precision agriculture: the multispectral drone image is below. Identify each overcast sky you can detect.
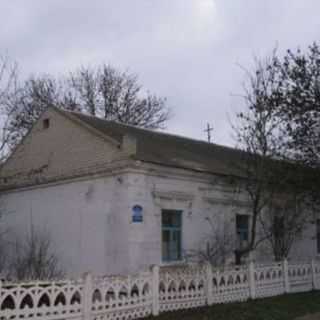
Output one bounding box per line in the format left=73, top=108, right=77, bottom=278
left=1, top=0, right=320, bottom=146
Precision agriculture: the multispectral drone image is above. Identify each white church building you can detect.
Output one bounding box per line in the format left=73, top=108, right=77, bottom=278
left=0, top=107, right=318, bottom=276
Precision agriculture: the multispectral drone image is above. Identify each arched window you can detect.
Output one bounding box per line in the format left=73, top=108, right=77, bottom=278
left=132, top=205, right=143, bottom=223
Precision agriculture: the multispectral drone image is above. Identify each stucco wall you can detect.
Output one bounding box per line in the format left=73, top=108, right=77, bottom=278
left=123, top=169, right=319, bottom=271
left=124, top=170, right=247, bottom=271
left=1, top=174, right=133, bottom=277
left=1, top=166, right=318, bottom=277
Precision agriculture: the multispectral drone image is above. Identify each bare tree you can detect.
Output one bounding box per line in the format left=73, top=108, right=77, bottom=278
left=186, top=217, right=234, bottom=267
left=8, top=226, right=64, bottom=281
left=0, top=54, right=19, bottom=161
left=259, top=186, right=312, bottom=261
left=69, top=66, right=100, bottom=116
left=0, top=55, right=18, bottom=274
left=3, top=75, right=80, bottom=150
left=4, top=64, right=170, bottom=150
left=272, top=43, right=320, bottom=169
left=97, top=65, right=169, bottom=127
left=233, top=51, right=311, bottom=264
left=233, top=53, right=282, bottom=263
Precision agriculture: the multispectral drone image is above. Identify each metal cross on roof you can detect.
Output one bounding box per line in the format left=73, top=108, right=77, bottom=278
left=204, top=123, right=213, bottom=143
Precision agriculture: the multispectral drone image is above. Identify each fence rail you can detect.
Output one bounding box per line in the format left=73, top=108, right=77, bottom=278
left=1, top=260, right=320, bottom=320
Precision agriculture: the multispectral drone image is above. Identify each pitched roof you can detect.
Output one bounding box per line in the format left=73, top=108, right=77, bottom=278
left=58, top=109, right=245, bottom=177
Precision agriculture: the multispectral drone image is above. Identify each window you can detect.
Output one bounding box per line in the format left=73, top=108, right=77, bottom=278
left=236, top=214, right=249, bottom=248
left=43, top=118, right=50, bottom=129
left=162, top=210, right=182, bottom=262
left=273, top=215, right=285, bottom=241
left=132, top=205, right=143, bottom=223
left=317, top=219, right=320, bottom=254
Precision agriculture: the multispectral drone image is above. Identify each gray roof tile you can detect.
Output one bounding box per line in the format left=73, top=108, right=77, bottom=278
left=61, top=109, right=245, bottom=177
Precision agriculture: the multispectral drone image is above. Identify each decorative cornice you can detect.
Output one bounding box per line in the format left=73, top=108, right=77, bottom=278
left=0, top=159, right=135, bottom=194
left=202, top=196, right=251, bottom=207
left=152, top=190, right=194, bottom=202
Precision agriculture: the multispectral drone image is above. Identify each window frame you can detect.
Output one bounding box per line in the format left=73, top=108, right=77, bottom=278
left=236, top=214, right=250, bottom=247
left=161, top=209, right=183, bottom=263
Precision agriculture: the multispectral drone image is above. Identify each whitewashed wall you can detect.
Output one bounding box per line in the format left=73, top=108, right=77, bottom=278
left=1, top=166, right=318, bottom=277
left=123, top=168, right=319, bottom=271
left=1, top=174, right=134, bottom=276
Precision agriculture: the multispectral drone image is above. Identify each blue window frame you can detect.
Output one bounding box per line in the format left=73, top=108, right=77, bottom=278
left=132, top=205, right=143, bottom=223
left=162, top=210, right=182, bottom=262
left=236, top=214, right=249, bottom=247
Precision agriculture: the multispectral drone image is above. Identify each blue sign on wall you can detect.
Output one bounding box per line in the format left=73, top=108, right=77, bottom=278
left=132, top=205, right=143, bottom=223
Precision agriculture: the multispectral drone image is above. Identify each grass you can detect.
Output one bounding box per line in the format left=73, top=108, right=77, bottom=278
left=147, top=291, right=320, bottom=320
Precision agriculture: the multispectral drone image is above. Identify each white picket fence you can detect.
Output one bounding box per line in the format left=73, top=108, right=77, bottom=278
left=1, top=260, right=320, bottom=320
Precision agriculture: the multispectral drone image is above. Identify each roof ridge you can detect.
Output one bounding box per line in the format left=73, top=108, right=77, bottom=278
left=59, top=108, right=239, bottom=152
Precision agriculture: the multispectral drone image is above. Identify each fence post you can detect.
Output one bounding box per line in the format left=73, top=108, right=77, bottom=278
left=248, top=261, right=256, bottom=299
left=311, top=259, right=317, bottom=290
left=206, top=263, right=213, bottom=305
left=152, top=265, right=160, bottom=316
left=83, top=272, right=93, bottom=320
left=283, top=259, right=290, bottom=293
